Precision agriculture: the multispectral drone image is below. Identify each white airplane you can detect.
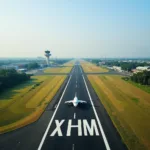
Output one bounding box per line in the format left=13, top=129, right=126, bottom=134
left=65, top=94, right=87, bottom=107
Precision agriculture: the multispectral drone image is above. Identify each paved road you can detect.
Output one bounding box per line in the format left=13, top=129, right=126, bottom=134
left=0, top=63, right=127, bottom=150
left=37, top=64, right=127, bottom=150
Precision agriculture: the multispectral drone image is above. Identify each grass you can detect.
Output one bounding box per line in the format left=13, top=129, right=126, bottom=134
left=0, top=75, right=66, bottom=133
left=44, top=66, right=72, bottom=73
left=63, top=60, right=75, bottom=67
left=88, top=75, right=150, bottom=150
left=80, top=61, right=108, bottom=73
left=125, top=79, right=150, bottom=94
left=131, top=97, right=139, bottom=103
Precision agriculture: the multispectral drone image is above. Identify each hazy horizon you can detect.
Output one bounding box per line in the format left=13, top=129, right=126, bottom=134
left=0, top=0, right=150, bottom=58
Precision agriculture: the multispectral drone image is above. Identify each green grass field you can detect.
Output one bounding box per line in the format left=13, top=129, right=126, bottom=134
left=88, top=75, right=150, bottom=150
left=44, top=60, right=75, bottom=73
left=80, top=61, right=108, bottom=73
left=124, top=79, right=150, bottom=94
left=0, top=75, right=66, bottom=133
left=63, top=60, right=75, bottom=67
left=44, top=66, right=72, bottom=73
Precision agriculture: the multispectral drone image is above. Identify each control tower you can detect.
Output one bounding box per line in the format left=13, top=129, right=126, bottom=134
left=45, top=50, right=51, bottom=66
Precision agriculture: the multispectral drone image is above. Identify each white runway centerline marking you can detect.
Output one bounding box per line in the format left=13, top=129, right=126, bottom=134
left=72, top=144, right=75, bottom=150
left=80, top=66, right=82, bottom=74
left=76, top=84, right=77, bottom=88
left=37, top=75, right=72, bottom=150
left=74, top=113, right=76, bottom=119
left=82, top=75, right=111, bottom=150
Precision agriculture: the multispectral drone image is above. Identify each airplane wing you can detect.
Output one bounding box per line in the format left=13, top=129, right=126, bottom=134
left=65, top=100, right=73, bottom=104
left=78, top=100, right=87, bottom=103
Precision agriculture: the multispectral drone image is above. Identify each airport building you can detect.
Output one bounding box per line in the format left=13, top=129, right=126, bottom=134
left=132, top=66, right=150, bottom=74
left=45, top=50, right=51, bottom=66
left=112, top=66, right=122, bottom=72
left=99, top=61, right=105, bottom=65
left=136, top=66, right=150, bottom=71
left=17, top=68, right=27, bottom=73
left=0, top=65, right=18, bottom=70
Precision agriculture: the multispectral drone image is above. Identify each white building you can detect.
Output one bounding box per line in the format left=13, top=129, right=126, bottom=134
left=99, top=61, right=105, bottom=65
left=136, top=66, right=150, bottom=71
left=0, top=65, right=18, bottom=70
left=112, top=66, right=122, bottom=72
left=17, top=68, right=27, bottom=73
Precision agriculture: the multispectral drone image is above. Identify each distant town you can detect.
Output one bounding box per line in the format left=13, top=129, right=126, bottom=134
left=1, top=57, right=150, bottom=75
left=83, top=58, right=150, bottom=75
left=0, top=55, right=72, bottom=75
left=0, top=56, right=150, bottom=150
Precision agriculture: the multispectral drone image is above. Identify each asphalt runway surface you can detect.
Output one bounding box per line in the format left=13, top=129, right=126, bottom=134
left=0, top=63, right=127, bottom=150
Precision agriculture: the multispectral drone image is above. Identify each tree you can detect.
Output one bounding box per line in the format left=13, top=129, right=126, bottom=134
left=0, top=69, right=31, bottom=93
left=27, top=62, right=40, bottom=70
left=148, top=78, right=150, bottom=85
left=130, top=71, right=150, bottom=85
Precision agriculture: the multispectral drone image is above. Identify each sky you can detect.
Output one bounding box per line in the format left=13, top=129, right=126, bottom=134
left=0, top=0, right=150, bottom=58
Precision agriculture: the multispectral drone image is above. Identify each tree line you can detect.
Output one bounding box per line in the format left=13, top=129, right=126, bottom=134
left=87, top=59, right=149, bottom=72
left=123, top=70, right=150, bottom=85
left=130, top=70, right=150, bottom=85
left=19, top=62, right=40, bottom=70
left=104, top=61, right=149, bottom=71
left=0, top=69, right=31, bottom=92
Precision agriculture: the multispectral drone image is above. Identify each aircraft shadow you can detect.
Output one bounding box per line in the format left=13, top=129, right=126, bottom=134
left=66, top=103, right=91, bottom=110
left=66, top=103, right=101, bottom=110
left=77, top=103, right=91, bottom=110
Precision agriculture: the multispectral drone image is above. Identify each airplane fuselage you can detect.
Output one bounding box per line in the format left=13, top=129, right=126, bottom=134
left=73, top=97, right=78, bottom=107
left=65, top=95, right=87, bottom=107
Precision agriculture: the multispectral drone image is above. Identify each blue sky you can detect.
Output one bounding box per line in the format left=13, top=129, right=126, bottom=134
left=0, top=0, right=150, bottom=58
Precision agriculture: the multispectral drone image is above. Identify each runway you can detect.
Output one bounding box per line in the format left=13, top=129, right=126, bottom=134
left=0, top=62, right=127, bottom=150
left=38, top=63, right=126, bottom=150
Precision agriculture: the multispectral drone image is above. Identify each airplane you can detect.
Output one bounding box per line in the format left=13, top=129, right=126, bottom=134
left=64, top=94, right=87, bottom=107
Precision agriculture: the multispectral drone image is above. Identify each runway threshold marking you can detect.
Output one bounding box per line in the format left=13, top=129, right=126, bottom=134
left=50, top=120, right=65, bottom=136
left=37, top=75, right=72, bottom=150
left=82, top=75, right=111, bottom=150
left=50, top=119, right=99, bottom=136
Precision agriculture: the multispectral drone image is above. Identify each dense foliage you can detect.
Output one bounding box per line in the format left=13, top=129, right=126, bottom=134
left=26, top=62, right=40, bottom=70
left=131, top=71, right=150, bottom=85
left=0, top=69, right=31, bottom=92
left=0, top=59, right=44, bottom=66
left=105, top=61, right=149, bottom=71
left=19, top=62, right=40, bottom=70
left=123, top=71, right=150, bottom=85
left=85, top=59, right=149, bottom=72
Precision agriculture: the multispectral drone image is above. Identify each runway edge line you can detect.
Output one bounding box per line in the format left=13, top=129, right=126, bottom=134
left=37, top=75, right=72, bottom=150
left=82, top=75, right=111, bottom=150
